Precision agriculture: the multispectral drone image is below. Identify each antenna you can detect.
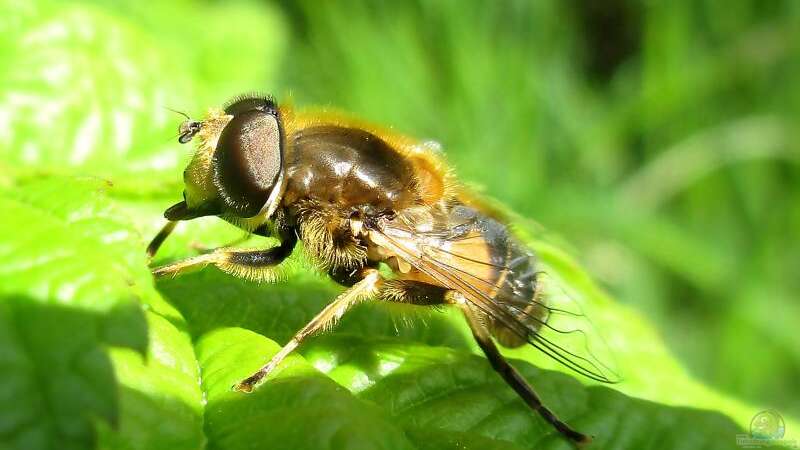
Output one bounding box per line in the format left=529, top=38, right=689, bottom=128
left=165, top=107, right=191, bottom=120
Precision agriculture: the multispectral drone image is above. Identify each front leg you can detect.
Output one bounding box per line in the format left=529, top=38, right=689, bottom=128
left=152, top=231, right=297, bottom=282
left=147, top=221, right=177, bottom=258
left=234, top=268, right=383, bottom=392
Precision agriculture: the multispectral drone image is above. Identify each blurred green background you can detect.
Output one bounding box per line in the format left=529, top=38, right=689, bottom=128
left=1, top=0, right=799, bottom=449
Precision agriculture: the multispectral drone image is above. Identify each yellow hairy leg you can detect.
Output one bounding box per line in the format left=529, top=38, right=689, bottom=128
left=234, top=269, right=383, bottom=392
left=152, top=246, right=291, bottom=283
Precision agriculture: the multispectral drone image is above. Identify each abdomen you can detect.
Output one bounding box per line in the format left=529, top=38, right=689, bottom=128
left=442, top=205, right=548, bottom=348
left=379, top=204, right=548, bottom=348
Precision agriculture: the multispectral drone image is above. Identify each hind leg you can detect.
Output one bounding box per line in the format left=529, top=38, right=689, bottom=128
left=449, top=291, right=591, bottom=445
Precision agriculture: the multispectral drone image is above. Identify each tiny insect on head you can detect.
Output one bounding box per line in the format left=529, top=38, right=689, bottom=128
left=178, top=119, right=202, bottom=144
left=166, top=108, right=202, bottom=144
left=163, top=95, right=286, bottom=223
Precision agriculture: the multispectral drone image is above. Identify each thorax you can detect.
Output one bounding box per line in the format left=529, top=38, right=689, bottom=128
left=281, top=126, right=421, bottom=212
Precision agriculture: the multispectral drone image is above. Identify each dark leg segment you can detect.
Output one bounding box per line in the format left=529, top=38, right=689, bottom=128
left=379, top=279, right=449, bottom=306
left=328, top=263, right=379, bottom=287
left=152, top=232, right=297, bottom=281
left=227, top=232, right=296, bottom=266
left=453, top=293, right=591, bottom=445
left=147, top=221, right=177, bottom=258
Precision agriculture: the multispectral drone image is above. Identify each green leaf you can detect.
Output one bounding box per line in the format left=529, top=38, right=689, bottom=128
left=154, top=255, right=795, bottom=449
left=3, top=1, right=799, bottom=449
left=195, top=327, right=416, bottom=450
left=0, top=0, right=285, bottom=182
left=96, top=311, right=205, bottom=450
left=3, top=169, right=788, bottom=450
left=350, top=339, right=742, bottom=450
left=0, top=178, right=146, bottom=450
left=156, top=269, right=470, bottom=351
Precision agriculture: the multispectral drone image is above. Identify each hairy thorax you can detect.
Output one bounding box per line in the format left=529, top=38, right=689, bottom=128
left=282, top=126, right=421, bottom=212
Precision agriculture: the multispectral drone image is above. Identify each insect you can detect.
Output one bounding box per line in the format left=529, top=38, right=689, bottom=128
left=148, top=94, right=618, bottom=445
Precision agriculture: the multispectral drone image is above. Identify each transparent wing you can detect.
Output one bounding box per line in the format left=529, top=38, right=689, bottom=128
left=367, top=210, right=620, bottom=383
left=504, top=271, right=619, bottom=383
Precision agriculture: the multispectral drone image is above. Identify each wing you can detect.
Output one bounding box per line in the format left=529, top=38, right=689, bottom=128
left=366, top=205, right=620, bottom=383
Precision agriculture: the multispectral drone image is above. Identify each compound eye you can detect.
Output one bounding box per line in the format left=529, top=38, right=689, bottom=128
left=212, top=109, right=282, bottom=217
left=224, top=95, right=276, bottom=116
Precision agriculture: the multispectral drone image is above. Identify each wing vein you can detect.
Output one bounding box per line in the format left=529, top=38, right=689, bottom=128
left=369, top=224, right=616, bottom=383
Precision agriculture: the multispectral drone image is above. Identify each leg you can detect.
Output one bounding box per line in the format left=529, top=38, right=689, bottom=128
left=189, top=233, right=251, bottom=254
left=152, top=232, right=297, bottom=282
left=234, top=269, right=383, bottom=392
left=147, top=220, right=251, bottom=259
left=147, top=221, right=177, bottom=258
left=451, top=292, right=591, bottom=445
left=379, top=279, right=448, bottom=306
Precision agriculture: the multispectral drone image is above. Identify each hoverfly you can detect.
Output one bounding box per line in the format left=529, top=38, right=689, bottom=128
left=148, top=94, right=618, bottom=445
